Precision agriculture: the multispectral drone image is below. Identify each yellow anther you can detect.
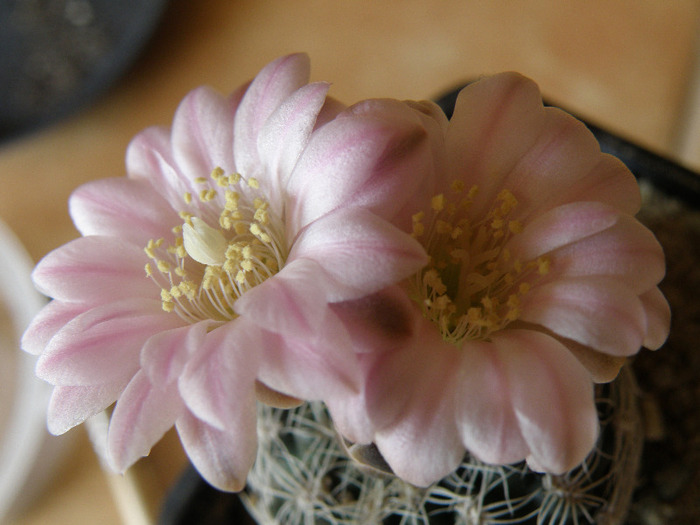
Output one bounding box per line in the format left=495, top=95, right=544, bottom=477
left=436, top=220, right=452, bottom=234
left=235, top=270, right=246, bottom=284
left=248, top=177, right=260, bottom=189
left=224, top=191, right=240, bottom=210
left=451, top=180, right=465, bottom=193
left=199, top=189, right=217, bottom=202
left=161, top=289, right=172, bottom=302
left=184, top=192, right=193, bottom=204
left=431, top=194, right=445, bottom=212
left=194, top=177, right=208, bottom=184
left=508, top=220, right=523, bottom=234
left=162, top=301, right=175, bottom=312
left=250, top=223, right=271, bottom=243
left=157, top=260, right=171, bottom=273
left=170, top=285, right=182, bottom=299
left=412, top=223, right=425, bottom=237
left=210, top=167, right=225, bottom=180
left=538, top=257, right=550, bottom=275
left=412, top=211, right=425, bottom=223
left=144, top=263, right=153, bottom=277
left=254, top=208, right=269, bottom=224
left=519, top=282, right=531, bottom=294
left=450, top=249, right=468, bottom=261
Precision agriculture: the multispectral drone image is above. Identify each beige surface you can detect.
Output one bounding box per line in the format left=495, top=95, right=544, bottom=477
left=2, top=1, right=700, bottom=523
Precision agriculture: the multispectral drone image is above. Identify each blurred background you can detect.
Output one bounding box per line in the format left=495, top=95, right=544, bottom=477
left=1, top=1, right=699, bottom=523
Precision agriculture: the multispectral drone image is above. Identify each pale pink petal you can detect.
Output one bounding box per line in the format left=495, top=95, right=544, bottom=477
left=445, top=72, right=547, bottom=218
left=289, top=207, right=428, bottom=300
left=108, top=371, right=184, bottom=472
left=543, top=214, right=665, bottom=294
left=369, top=330, right=465, bottom=486
left=254, top=316, right=359, bottom=401
left=69, top=178, right=179, bottom=245
left=171, top=86, right=237, bottom=180
left=314, top=95, right=347, bottom=130
left=257, top=82, right=331, bottom=193
left=234, top=53, right=311, bottom=179
left=21, top=300, right=84, bottom=355
left=454, top=342, right=529, bottom=465
left=233, top=258, right=335, bottom=338
left=639, top=286, right=671, bottom=350
left=506, top=201, right=620, bottom=260
left=495, top=330, right=599, bottom=473
left=287, top=101, right=435, bottom=235
left=447, top=73, right=640, bottom=219
left=126, top=127, right=194, bottom=211
left=36, top=299, right=182, bottom=385
left=176, top=408, right=257, bottom=492
left=496, top=109, right=639, bottom=219
left=178, top=321, right=259, bottom=431
left=140, top=321, right=211, bottom=385
left=32, top=236, right=154, bottom=304
left=47, top=381, right=127, bottom=435
left=520, top=276, right=647, bottom=356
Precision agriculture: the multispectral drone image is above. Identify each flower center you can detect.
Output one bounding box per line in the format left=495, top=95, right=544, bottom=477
left=144, top=168, right=287, bottom=323
left=409, top=183, right=549, bottom=344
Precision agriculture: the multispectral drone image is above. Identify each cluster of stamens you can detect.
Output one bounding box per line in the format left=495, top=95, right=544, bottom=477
left=144, top=167, right=286, bottom=323
left=410, top=183, right=549, bottom=344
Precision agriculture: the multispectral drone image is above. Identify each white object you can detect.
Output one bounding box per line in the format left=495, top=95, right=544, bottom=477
left=0, top=219, right=73, bottom=523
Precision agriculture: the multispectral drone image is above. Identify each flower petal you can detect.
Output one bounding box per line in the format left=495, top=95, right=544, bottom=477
left=140, top=321, right=211, bottom=386
left=171, top=86, right=237, bottom=181
left=21, top=300, right=84, bottom=355
left=290, top=207, right=428, bottom=301
left=36, top=299, right=182, bottom=385
left=176, top=409, right=257, bottom=492
left=520, top=276, right=647, bottom=356
left=69, top=178, right=179, bottom=246
left=639, top=286, right=671, bottom=350
left=446, top=72, right=547, bottom=218
left=506, top=201, right=620, bottom=260
left=107, top=371, right=184, bottom=472
left=369, top=329, right=465, bottom=486
left=257, top=81, right=331, bottom=192
left=454, top=342, right=529, bottom=465
left=32, top=236, right=154, bottom=304
left=447, top=73, right=640, bottom=219
left=234, top=53, right=311, bottom=179
left=495, top=329, right=598, bottom=473
left=126, top=126, right=194, bottom=211
left=287, top=100, right=436, bottom=235
left=47, top=381, right=127, bottom=435
left=178, top=321, right=259, bottom=431
left=254, top=316, right=359, bottom=402
left=233, top=257, right=335, bottom=338
left=543, top=214, right=665, bottom=294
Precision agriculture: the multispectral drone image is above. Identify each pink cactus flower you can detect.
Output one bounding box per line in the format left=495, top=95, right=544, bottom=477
left=21, top=54, right=434, bottom=491
left=328, top=72, right=671, bottom=487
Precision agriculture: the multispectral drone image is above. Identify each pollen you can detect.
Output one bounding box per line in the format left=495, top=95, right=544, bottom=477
left=410, top=185, right=547, bottom=344
left=144, top=167, right=287, bottom=323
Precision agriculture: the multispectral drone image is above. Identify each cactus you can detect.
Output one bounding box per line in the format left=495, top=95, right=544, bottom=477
left=242, top=366, right=641, bottom=525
